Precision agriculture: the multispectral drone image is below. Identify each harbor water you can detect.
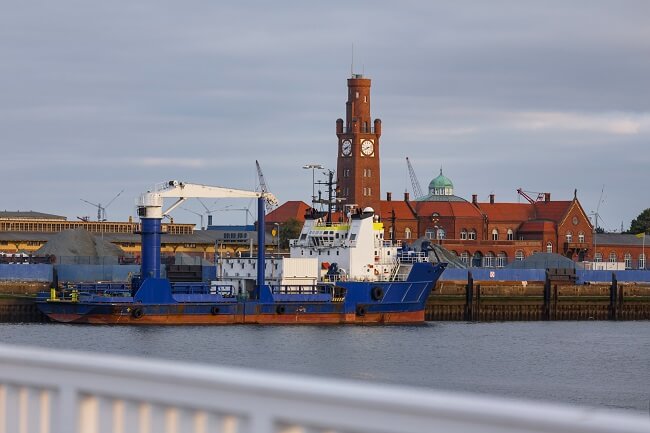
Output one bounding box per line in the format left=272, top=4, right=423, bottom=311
left=0, top=321, right=648, bottom=415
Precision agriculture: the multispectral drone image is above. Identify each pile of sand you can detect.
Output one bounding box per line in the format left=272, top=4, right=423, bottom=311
left=37, top=228, right=124, bottom=258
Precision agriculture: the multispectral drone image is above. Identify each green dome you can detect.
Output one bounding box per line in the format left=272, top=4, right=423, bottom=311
left=429, top=169, right=454, bottom=190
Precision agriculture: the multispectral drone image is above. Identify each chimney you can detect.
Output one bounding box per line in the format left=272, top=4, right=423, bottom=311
left=489, top=194, right=495, bottom=204
left=387, top=192, right=392, bottom=201
left=544, top=192, right=551, bottom=202
left=472, top=194, right=478, bottom=205
left=404, top=192, right=410, bottom=201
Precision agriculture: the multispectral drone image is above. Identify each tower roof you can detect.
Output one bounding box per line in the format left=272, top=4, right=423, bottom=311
left=428, top=168, right=454, bottom=190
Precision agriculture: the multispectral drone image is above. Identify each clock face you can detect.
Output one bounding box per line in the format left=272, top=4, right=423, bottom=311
left=361, top=139, right=374, bottom=156
left=341, top=139, right=352, bottom=156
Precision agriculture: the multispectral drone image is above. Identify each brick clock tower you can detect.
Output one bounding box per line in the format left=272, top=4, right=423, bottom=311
left=336, top=74, right=382, bottom=213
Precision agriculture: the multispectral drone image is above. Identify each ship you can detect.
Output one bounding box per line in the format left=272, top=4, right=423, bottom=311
left=36, top=180, right=446, bottom=324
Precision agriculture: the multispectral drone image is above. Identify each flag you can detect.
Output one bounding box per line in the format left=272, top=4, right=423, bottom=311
left=636, top=232, right=646, bottom=239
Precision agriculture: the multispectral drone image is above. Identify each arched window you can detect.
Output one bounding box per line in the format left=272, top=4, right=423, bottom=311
left=436, top=228, right=446, bottom=240
left=404, top=227, right=412, bottom=240
left=639, top=253, right=646, bottom=269
left=578, top=232, right=585, bottom=243
left=483, top=252, right=495, bottom=268
left=460, top=251, right=469, bottom=264
left=594, top=252, right=602, bottom=262
left=609, top=252, right=617, bottom=263
left=460, top=229, right=468, bottom=240
left=515, top=250, right=524, bottom=261
left=546, top=242, right=553, bottom=253
left=468, top=229, right=477, bottom=240
left=492, top=229, right=498, bottom=241
left=496, top=252, right=507, bottom=268
left=425, top=228, right=435, bottom=240
left=507, top=229, right=514, bottom=241
left=566, top=231, right=572, bottom=243
left=472, top=251, right=483, bottom=268
left=624, top=253, right=632, bottom=269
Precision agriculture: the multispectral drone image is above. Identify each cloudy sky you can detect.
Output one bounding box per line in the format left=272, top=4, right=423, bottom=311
left=2, top=1, right=649, bottom=230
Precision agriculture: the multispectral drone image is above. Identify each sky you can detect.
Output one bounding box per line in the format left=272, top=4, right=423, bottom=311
left=2, top=1, right=649, bottom=231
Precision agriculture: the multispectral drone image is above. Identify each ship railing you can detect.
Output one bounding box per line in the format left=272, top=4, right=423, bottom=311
left=398, top=252, right=429, bottom=263
left=0, top=344, right=647, bottom=433
left=272, top=284, right=327, bottom=295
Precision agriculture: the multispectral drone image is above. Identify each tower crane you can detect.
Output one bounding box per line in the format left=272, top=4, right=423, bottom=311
left=406, top=157, right=424, bottom=200
left=80, top=189, right=125, bottom=221
left=255, top=160, right=277, bottom=213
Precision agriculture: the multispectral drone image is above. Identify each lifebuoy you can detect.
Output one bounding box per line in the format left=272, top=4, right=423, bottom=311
left=211, top=306, right=220, bottom=315
left=371, top=286, right=384, bottom=301
left=131, top=307, right=143, bottom=319
left=356, top=305, right=366, bottom=316
left=276, top=305, right=286, bottom=314
left=374, top=269, right=379, bottom=275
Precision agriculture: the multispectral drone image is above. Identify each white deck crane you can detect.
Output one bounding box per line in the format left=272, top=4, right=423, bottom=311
left=406, top=157, right=424, bottom=200
left=255, top=160, right=277, bottom=213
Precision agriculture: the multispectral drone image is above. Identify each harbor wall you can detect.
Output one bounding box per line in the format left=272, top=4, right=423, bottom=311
left=54, top=265, right=141, bottom=283
left=0, top=264, right=53, bottom=282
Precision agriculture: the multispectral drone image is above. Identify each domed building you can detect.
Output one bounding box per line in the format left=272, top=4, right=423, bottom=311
left=417, top=168, right=467, bottom=202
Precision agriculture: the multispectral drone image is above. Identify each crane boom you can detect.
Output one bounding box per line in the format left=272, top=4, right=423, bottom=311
left=517, top=188, right=545, bottom=204
left=406, top=157, right=424, bottom=199
left=255, top=160, right=276, bottom=212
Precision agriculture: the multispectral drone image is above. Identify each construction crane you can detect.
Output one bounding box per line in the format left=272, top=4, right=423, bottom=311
left=516, top=188, right=545, bottom=204
left=406, top=157, right=424, bottom=200
left=80, top=189, right=124, bottom=221
left=255, top=160, right=276, bottom=213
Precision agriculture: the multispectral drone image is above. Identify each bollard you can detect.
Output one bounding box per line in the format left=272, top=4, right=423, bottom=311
left=464, top=271, right=473, bottom=321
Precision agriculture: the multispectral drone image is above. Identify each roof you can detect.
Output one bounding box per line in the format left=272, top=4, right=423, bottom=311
left=533, top=201, right=572, bottom=221
left=0, top=211, right=67, bottom=220
left=477, top=203, right=533, bottom=222
left=379, top=200, right=416, bottom=220
left=594, top=233, right=648, bottom=246
left=266, top=201, right=310, bottom=224
left=416, top=193, right=467, bottom=202
left=428, top=168, right=454, bottom=189
left=518, top=220, right=556, bottom=232
left=415, top=200, right=484, bottom=218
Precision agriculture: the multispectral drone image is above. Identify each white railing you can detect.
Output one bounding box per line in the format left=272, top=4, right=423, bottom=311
left=0, top=344, right=648, bottom=433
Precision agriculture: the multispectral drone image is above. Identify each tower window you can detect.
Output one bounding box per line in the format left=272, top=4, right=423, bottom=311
left=356, top=91, right=359, bottom=99
left=364, top=96, right=367, bottom=103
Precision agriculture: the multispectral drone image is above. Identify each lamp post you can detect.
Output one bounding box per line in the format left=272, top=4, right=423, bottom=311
left=302, top=164, right=324, bottom=207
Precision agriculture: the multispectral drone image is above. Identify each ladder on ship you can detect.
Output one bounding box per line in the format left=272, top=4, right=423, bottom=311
left=390, top=261, right=412, bottom=281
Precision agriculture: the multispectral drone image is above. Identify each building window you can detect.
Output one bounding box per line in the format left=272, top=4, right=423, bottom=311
left=594, top=252, right=602, bottom=263
left=639, top=254, right=646, bottom=269
left=404, top=228, right=412, bottom=239
left=436, top=228, right=446, bottom=240
left=546, top=242, right=553, bottom=253
left=609, top=252, right=617, bottom=263
left=472, top=252, right=483, bottom=268
left=460, top=251, right=469, bottom=264
left=492, top=229, right=498, bottom=241
left=566, top=231, right=572, bottom=243
left=578, top=232, right=585, bottom=243
left=425, top=228, right=435, bottom=240
left=460, top=229, right=468, bottom=240
left=496, top=252, right=507, bottom=268
left=507, top=229, right=513, bottom=241
left=515, top=250, right=524, bottom=261
left=624, top=253, right=632, bottom=269
left=468, top=230, right=477, bottom=240
left=344, top=169, right=351, bottom=177
left=363, top=168, right=372, bottom=177
left=483, top=252, right=495, bottom=268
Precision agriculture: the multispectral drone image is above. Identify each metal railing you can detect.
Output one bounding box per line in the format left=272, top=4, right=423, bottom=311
left=0, top=344, right=647, bottom=433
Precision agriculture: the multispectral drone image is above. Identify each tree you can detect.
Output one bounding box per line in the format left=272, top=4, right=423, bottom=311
left=628, top=208, right=650, bottom=234
left=279, top=218, right=303, bottom=249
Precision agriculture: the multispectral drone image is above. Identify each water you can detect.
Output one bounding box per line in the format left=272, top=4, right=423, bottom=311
left=1, top=321, right=648, bottom=414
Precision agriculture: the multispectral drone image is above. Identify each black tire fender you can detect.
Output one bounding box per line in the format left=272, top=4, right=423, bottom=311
left=371, top=286, right=384, bottom=301
left=211, top=306, right=220, bottom=315
left=131, top=307, right=143, bottom=319
left=356, top=305, right=366, bottom=316
left=276, top=305, right=286, bottom=314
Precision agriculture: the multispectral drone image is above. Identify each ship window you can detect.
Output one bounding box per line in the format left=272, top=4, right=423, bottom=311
left=336, top=251, right=339, bottom=255
left=300, top=234, right=307, bottom=241
left=350, top=234, right=357, bottom=241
